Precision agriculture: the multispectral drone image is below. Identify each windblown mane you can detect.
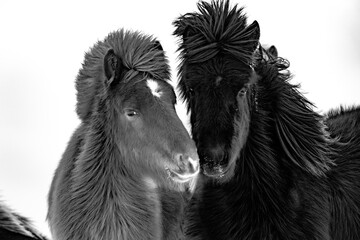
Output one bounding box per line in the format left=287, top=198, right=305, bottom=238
left=254, top=48, right=335, bottom=175
left=76, top=29, right=170, bottom=121
left=173, top=0, right=259, bottom=65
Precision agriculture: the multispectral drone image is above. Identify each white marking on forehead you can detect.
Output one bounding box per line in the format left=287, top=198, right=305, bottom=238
left=147, top=79, right=162, bottom=98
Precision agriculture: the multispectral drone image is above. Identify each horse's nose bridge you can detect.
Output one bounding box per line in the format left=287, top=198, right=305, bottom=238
left=174, top=135, right=199, bottom=168
left=165, top=111, right=197, bottom=155
left=162, top=106, right=199, bottom=169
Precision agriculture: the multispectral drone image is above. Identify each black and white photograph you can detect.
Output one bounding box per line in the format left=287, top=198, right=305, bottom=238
left=1, top=0, right=359, bottom=239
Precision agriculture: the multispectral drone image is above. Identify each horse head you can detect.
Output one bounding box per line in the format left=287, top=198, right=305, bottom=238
left=174, top=0, right=259, bottom=180
left=76, top=30, right=200, bottom=191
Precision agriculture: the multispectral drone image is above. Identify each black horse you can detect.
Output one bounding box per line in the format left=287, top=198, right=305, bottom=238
left=0, top=200, right=48, bottom=240
left=47, top=29, right=199, bottom=240
left=174, top=1, right=360, bottom=239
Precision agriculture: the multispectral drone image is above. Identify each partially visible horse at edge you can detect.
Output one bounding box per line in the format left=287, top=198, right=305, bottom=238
left=325, top=106, right=360, bottom=142
left=174, top=0, right=360, bottom=239
left=0, top=200, right=48, bottom=240
left=47, top=29, right=200, bottom=240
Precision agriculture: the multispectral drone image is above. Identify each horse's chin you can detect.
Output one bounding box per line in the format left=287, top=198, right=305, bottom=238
left=165, top=156, right=200, bottom=185
left=166, top=168, right=199, bottom=183
left=166, top=168, right=199, bottom=194
left=201, top=155, right=238, bottom=183
left=202, top=163, right=227, bottom=179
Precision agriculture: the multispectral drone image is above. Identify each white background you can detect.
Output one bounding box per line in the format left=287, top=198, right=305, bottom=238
left=1, top=0, right=359, bottom=238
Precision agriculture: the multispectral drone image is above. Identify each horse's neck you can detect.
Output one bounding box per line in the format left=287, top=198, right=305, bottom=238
left=143, top=176, right=162, bottom=237
left=70, top=121, right=163, bottom=239
left=227, top=74, right=326, bottom=208
left=72, top=123, right=128, bottom=191
left=234, top=110, right=284, bottom=200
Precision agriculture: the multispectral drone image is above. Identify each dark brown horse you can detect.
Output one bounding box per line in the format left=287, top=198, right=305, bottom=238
left=47, top=29, right=199, bottom=240
left=0, top=200, right=48, bottom=240
left=174, top=1, right=360, bottom=239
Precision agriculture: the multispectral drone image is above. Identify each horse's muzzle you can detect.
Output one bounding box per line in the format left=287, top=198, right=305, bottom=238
left=167, top=156, right=200, bottom=183
left=202, top=162, right=227, bottom=178
left=199, top=146, right=229, bottom=179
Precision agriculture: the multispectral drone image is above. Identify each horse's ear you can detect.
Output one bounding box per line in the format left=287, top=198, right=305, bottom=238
left=103, top=49, right=123, bottom=86
left=268, top=45, right=278, bottom=58
left=244, top=20, right=260, bottom=52
left=182, top=26, right=196, bottom=40
left=153, top=40, right=163, bottom=51
left=173, top=18, right=196, bottom=41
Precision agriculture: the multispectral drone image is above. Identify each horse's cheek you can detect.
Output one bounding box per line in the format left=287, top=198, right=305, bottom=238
left=132, top=120, right=145, bottom=139
left=121, top=116, right=145, bottom=138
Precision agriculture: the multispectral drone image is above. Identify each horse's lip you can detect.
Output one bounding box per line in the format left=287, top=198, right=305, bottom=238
left=166, top=166, right=200, bottom=183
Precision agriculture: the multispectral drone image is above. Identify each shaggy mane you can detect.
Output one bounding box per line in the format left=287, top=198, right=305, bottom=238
left=176, top=2, right=360, bottom=238
left=255, top=49, right=335, bottom=176
left=173, top=0, right=258, bottom=64
left=76, top=29, right=170, bottom=120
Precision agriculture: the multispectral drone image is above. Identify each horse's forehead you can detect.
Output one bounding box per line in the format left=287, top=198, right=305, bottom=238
left=185, top=72, right=248, bottom=94
left=146, top=79, right=162, bottom=98
left=185, top=57, right=251, bottom=83
left=120, top=78, right=174, bottom=108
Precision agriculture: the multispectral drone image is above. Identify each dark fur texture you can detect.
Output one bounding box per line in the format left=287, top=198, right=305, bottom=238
left=324, top=106, right=360, bottom=239
left=0, top=200, right=48, bottom=240
left=325, top=106, right=360, bottom=141
left=174, top=0, right=260, bottom=177
left=174, top=1, right=360, bottom=239
left=48, top=29, right=199, bottom=240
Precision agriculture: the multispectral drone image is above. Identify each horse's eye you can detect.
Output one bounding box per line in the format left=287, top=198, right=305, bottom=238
left=125, top=109, right=139, bottom=118
left=127, top=111, right=137, bottom=117
left=189, top=88, right=194, bottom=96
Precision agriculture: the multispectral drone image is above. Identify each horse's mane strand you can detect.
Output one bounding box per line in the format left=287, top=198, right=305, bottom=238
left=254, top=54, right=335, bottom=175
left=173, top=0, right=256, bottom=64
left=75, top=29, right=170, bottom=120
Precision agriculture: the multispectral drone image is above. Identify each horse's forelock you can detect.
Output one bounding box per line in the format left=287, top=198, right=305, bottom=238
left=76, top=29, right=170, bottom=121
left=174, top=0, right=258, bottom=65
left=105, top=30, right=170, bottom=82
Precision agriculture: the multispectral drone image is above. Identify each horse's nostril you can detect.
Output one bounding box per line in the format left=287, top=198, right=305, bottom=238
left=187, top=156, right=200, bottom=173
left=174, top=153, right=183, bottom=165
left=168, top=154, right=200, bottom=184
left=175, top=153, right=199, bottom=174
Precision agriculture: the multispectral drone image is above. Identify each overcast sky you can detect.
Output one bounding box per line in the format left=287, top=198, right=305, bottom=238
left=1, top=0, right=359, bottom=237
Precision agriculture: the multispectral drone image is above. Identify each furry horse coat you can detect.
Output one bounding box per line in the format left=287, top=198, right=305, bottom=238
left=174, top=1, right=360, bottom=239
left=0, top=200, right=48, bottom=240
left=48, top=29, right=199, bottom=240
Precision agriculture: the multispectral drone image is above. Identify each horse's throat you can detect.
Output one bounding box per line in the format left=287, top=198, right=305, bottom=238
left=143, top=177, right=162, bottom=239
